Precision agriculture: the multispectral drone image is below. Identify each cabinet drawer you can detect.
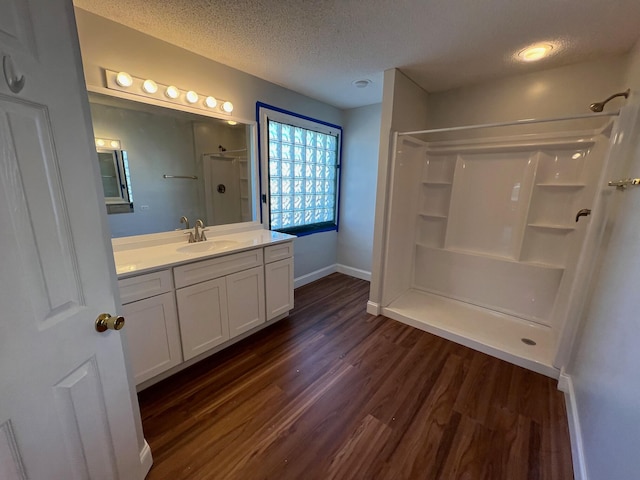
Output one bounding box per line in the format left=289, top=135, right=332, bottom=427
left=118, top=269, right=173, bottom=304
left=174, top=248, right=264, bottom=288
left=264, top=242, right=293, bottom=263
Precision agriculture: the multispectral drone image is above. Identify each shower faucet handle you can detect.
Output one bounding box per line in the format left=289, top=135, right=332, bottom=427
left=575, top=209, right=591, bottom=222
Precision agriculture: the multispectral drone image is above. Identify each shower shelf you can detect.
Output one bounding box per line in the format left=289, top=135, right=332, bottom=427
left=521, top=260, right=566, bottom=270
left=535, top=183, right=586, bottom=188
left=527, top=223, right=575, bottom=231
left=418, top=212, right=447, bottom=218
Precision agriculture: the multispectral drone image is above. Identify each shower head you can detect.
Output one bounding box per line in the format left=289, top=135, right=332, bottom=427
left=589, top=88, right=630, bottom=112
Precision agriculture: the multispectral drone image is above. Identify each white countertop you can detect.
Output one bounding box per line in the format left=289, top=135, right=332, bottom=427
left=113, top=228, right=295, bottom=278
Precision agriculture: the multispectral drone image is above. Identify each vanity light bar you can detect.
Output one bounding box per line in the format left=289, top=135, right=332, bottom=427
left=95, top=137, right=121, bottom=149
left=104, top=69, right=234, bottom=115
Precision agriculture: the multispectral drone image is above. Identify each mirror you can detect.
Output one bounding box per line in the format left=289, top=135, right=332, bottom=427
left=97, top=147, right=134, bottom=214
left=88, top=92, right=257, bottom=237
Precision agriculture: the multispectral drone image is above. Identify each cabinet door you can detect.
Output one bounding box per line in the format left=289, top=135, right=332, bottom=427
left=227, top=266, right=266, bottom=337
left=176, top=277, right=229, bottom=361
left=265, top=257, right=295, bottom=320
left=122, top=292, right=182, bottom=385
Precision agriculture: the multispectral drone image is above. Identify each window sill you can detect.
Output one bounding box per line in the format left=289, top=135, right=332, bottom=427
left=274, top=223, right=337, bottom=237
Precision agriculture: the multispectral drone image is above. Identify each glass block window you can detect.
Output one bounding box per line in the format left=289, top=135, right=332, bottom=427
left=259, top=104, right=341, bottom=235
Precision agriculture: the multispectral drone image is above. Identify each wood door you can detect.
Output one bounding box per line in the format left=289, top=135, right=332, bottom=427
left=226, top=266, right=266, bottom=337
left=0, top=1, right=145, bottom=479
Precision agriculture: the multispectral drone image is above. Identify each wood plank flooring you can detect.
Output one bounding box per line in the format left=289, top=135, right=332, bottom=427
left=138, top=273, right=573, bottom=480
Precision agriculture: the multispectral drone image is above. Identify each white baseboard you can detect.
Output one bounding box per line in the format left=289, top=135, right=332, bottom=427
left=140, top=439, right=153, bottom=478
left=336, top=264, right=372, bottom=281
left=558, top=370, right=587, bottom=480
left=294, top=264, right=337, bottom=289
left=366, top=301, right=381, bottom=315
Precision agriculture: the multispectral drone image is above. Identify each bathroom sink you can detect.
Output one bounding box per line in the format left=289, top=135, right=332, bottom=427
left=176, top=240, right=239, bottom=254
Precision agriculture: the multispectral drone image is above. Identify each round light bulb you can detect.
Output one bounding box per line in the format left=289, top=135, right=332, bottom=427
left=186, top=91, right=199, bottom=104
left=142, top=79, right=158, bottom=94
left=115, top=72, right=133, bottom=88
left=165, top=85, right=179, bottom=99
left=518, top=44, right=553, bottom=62
left=95, top=139, right=105, bottom=147
left=110, top=140, right=120, bottom=148
left=205, top=96, right=217, bottom=108
left=221, top=101, right=234, bottom=113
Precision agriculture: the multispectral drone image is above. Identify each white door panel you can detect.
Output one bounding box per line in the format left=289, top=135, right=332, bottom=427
left=0, top=421, right=27, bottom=480
left=0, top=0, right=144, bottom=479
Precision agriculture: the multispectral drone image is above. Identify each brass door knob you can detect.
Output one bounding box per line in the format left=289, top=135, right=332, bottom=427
left=95, top=313, right=125, bottom=333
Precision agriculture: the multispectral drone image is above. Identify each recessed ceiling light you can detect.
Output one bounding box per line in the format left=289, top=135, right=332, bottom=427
left=227, top=121, right=237, bottom=126
left=352, top=79, right=372, bottom=88
left=518, top=44, right=554, bottom=62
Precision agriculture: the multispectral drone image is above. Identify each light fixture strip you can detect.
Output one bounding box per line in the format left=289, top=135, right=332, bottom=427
left=95, top=137, right=122, bottom=149
left=104, top=69, right=234, bottom=115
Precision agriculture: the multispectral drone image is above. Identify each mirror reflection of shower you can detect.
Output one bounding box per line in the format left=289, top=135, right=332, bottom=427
left=202, top=144, right=251, bottom=226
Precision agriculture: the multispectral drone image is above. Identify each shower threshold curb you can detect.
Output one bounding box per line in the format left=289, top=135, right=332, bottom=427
left=381, top=289, right=559, bottom=379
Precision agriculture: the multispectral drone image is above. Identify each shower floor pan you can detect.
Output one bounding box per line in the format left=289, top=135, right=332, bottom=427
left=382, top=289, right=557, bottom=378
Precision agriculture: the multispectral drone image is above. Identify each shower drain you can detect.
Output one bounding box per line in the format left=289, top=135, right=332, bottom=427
left=521, top=338, right=537, bottom=346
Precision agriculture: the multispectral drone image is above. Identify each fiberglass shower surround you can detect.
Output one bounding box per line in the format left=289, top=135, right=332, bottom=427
left=370, top=110, right=628, bottom=377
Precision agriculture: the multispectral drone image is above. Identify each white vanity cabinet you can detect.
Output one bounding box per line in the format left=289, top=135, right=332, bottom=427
left=116, top=237, right=294, bottom=388
left=118, top=270, right=182, bottom=384
left=173, top=248, right=266, bottom=361
left=264, top=243, right=295, bottom=320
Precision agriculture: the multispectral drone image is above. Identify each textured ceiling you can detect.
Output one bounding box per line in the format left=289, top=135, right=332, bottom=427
left=73, top=0, right=640, bottom=109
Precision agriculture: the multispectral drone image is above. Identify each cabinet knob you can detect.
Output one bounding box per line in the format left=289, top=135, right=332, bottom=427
left=95, top=313, right=125, bottom=333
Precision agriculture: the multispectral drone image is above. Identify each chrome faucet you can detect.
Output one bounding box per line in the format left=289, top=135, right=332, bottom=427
left=194, top=219, right=207, bottom=242
left=179, top=216, right=190, bottom=229
left=184, top=219, right=208, bottom=243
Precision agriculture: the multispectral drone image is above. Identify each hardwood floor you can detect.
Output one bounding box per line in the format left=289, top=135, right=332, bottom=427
left=138, top=273, right=573, bottom=480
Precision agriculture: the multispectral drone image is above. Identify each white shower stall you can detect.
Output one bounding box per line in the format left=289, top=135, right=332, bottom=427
left=369, top=108, right=638, bottom=377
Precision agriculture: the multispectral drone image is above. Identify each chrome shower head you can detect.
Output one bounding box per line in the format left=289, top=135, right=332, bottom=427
left=590, top=89, right=630, bottom=112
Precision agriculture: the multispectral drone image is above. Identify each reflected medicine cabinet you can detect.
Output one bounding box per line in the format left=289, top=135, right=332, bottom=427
left=97, top=148, right=134, bottom=214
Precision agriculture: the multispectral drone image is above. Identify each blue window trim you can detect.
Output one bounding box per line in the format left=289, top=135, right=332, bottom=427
left=256, top=101, right=343, bottom=235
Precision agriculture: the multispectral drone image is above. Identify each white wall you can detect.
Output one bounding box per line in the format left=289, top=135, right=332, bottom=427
left=427, top=55, right=628, bottom=127
left=337, top=103, right=382, bottom=276
left=369, top=69, right=430, bottom=308
left=566, top=41, right=640, bottom=480
left=75, top=8, right=343, bottom=280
